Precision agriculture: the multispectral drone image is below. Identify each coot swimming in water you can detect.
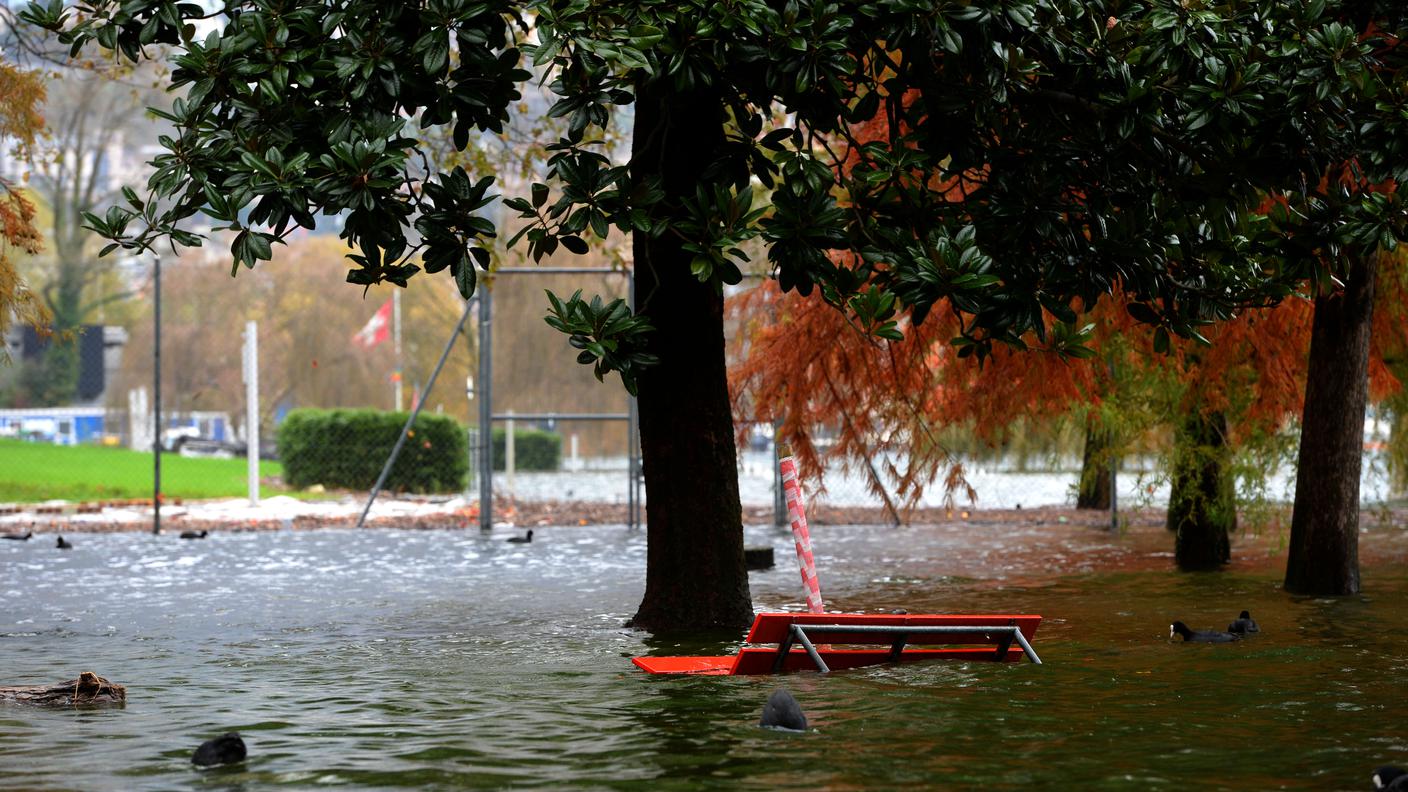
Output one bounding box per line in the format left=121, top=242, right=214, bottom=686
left=2, top=530, right=32, bottom=541
left=55, top=536, right=73, bottom=550
left=759, top=688, right=807, bottom=731
left=506, top=530, right=533, bottom=544
left=1227, top=610, right=1260, bottom=634
left=1170, top=621, right=1240, bottom=643
left=192, top=732, right=247, bottom=767
left=179, top=530, right=208, bottom=539
left=1373, top=766, right=1407, bottom=791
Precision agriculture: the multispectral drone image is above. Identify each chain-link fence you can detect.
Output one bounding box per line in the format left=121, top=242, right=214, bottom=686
left=3, top=250, right=1405, bottom=523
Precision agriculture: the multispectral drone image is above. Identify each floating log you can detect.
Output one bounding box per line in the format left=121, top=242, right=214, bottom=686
left=0, top=672, right=126, bottom=706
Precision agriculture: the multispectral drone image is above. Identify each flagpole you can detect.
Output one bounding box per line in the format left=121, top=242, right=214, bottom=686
left=393, top=289, right=404, bottom=411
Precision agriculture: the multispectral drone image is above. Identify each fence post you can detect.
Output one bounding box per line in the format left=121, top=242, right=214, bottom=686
left=243, top=320, right=259, bottom=506
left=627, top=269, right=640, bottom=530
left=393, top=289, right=403, bottom=411
left=152, top=253, right=162, bottom=535
left=506, top=410, right=516, bottom=496
left=773, top=422, right=786, bottom=527
left=1109, top=355, right=1119, bottom=532
left=465, top=375, right=475, bottom=503
left=356, top=298, right=473, bottom=529
left=478, top=284, right=493, bottom=531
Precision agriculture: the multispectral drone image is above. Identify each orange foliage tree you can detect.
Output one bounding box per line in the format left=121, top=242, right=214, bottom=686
left=0, top=61, right=48, bottom=357
left=730, top=271, right=1408, bottom=562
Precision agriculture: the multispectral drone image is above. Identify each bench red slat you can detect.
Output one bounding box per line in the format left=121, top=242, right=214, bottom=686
left=743, top=612, right=1041, bottom=644
left=631, top=656, right=734, bottom=675
left=728, top=646, right=1030, bottom=674
left=632, top=612, right=1043, bottom=675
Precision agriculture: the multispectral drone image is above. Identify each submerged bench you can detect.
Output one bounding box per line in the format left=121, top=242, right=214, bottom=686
left=633, top=612, right=1042, bottom=675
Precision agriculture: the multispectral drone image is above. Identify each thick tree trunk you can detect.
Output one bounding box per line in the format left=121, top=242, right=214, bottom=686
left=1285, top=253, right=1377, bottom=595
left=627, top=78, right=753, bottom=632
left=1167, top=410, right=1235, bottom=570
left=1076, top=416, right=1112, bottom=510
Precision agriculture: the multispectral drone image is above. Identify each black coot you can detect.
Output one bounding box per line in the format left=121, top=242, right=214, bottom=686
left=1374, top=765, right=1407, bottom=791
left=192, top=732, right=247, bottom=767
left=1170, top=621, right=1240, bottom=643
left=1227, top=610, right=1260, bottom=634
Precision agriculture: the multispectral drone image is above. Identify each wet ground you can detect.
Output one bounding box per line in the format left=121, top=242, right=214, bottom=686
left=1, top=518, right=1405, bottom=790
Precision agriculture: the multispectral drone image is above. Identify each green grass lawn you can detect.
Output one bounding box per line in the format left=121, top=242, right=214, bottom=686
left=0, top=439, right=294, bottom=503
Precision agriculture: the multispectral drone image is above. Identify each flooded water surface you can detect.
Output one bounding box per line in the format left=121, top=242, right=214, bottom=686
left=2, top=520, right=1406, bottom=790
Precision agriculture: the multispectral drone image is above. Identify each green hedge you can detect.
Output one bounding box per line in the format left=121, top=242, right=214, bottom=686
left=489, top=426, right=560, bottom=471
left=277, top=408, right=468, bottom=493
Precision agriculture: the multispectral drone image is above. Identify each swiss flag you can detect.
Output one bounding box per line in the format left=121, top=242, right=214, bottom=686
left=352, top=298, right=393, bottom=349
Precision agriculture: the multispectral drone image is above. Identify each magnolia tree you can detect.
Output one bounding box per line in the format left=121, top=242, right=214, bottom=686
left=23, top=0, right=1408, bottom=624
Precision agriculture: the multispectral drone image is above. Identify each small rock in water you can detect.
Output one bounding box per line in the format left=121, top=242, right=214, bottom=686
left=759, top=688, right=807, bottom=732
left=744, top=547, right=774, bottom=570
left=192, top=732, right=247, bottom=767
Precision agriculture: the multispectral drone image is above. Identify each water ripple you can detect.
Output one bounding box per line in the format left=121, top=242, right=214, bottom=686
left=0, top=525, right=1405, bottom=790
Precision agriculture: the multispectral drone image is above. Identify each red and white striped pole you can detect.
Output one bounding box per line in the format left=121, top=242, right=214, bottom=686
left=779, top=446, right=824, bottom=613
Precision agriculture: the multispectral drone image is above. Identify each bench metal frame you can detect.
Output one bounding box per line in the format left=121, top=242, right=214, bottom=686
left=772, top=623, right=1043, bottom=673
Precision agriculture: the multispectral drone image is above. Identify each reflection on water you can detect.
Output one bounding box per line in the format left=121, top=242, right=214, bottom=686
left=1, top=522, right=1405, bottom=790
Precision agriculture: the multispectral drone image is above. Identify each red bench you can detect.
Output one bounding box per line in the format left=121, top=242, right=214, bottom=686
left=633, top=612, right=1042, bottom=675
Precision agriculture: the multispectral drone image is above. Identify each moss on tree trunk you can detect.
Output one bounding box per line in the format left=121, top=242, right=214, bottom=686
left=1076, top=417, right=1112, bottom=510
left=1167, top=410, right=1235, bottom=570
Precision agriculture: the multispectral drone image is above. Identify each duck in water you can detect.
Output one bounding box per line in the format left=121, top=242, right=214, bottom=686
left=759, top=688, right=807, bottom=731
left=1170, top=621, right=1239, bottom=643
left=2, top=530, right=32, bottom=541
left=56, top=536, right=73, bottom=550
left=1374, top=766, right=1407, bottom=791
left=192, top=732, right=247, bottom=767
left=1227, top=610, right=1259, bottom=634
left=179, top=530, right=208, bottom=539
left=506, top=530, right=533, bottom=544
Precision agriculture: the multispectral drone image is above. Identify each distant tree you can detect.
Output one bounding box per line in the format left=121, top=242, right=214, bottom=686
left=12, top=70, right=163, bottom=403
left=109, top=235, right=477, bottom=428
left=0, top=60, right=48, bottom=360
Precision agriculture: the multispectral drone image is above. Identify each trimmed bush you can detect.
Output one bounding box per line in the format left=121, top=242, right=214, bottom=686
left=490, top=426, right=561, bottom=471
left=277, top=408, right=468, bottom=493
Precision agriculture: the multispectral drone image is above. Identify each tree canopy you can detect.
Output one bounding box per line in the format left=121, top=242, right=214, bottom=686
left=28, top=0, right=1408, bottom=356
left=22, top=0, right=1408, bottom=615
left=0, top=60, right=48, bottom=359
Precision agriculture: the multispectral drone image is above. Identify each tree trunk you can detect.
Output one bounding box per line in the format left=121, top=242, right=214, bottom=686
left=1167, top=409, right=1235, bottom=570
left=1285, top=252, right=1377, bottom=595
left=627, top=78, right=753, bottom=632
left=1076, top=416, right=1111, bottom=510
